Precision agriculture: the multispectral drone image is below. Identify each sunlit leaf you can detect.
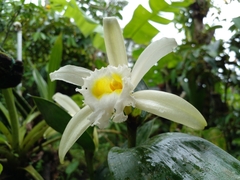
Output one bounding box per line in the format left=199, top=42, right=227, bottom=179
left=123, top=5, right=160, bottom=44
left=64, top=0, right=98, bottom=37
left=233, top=16, right=240, bottom=29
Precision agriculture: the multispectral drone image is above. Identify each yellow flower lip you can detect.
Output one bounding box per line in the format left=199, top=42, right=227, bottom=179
left=92, top=73, right=123, bottom=99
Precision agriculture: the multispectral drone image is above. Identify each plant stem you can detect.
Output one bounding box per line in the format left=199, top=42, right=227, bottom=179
left=127, top=116, right=137, bottom=148
left=84, top=150, right=94, bottom=180
left=2, top=88, right=20, bottom=152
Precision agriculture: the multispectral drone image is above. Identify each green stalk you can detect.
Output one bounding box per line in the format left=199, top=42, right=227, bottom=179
left=126, top=116, right=137, bottom=148
left=84, top=150, right=94, bottom=180
left=2, top=88, right=20, bottom=152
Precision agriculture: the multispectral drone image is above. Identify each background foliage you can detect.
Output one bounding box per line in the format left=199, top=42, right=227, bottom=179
left=0, top=0, right=240, bottom=179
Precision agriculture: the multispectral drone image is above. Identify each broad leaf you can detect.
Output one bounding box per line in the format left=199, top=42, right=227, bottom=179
left=123, top=5, right=161, bottom=44
left=108, top=133, right=240, bottom=179
left=32, top=96, right=95, bottom=151
left=64, top=0, right=98, bottom=37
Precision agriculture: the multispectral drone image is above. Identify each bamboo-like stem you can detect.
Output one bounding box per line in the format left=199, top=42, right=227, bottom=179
left=2, top=88, right=20, bottom=152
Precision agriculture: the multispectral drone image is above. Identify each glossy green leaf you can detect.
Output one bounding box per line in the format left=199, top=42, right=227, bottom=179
left=47, top=34, right=63, bottom=100
left=108, top=133, right=240, bottom=179
left=32, top=96, right=95, bottom=151
left=23, top=165, right=44, bottom=180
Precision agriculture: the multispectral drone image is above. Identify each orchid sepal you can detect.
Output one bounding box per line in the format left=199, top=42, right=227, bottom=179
left=59, top=106, right=92, bottom=163
left=133, top=90, right=207, bottom=130
left=50, top=65, right=92, bottom=86
left=131, top=38, right=177, bottom=88
left=103, top=17, right=128, bottom=66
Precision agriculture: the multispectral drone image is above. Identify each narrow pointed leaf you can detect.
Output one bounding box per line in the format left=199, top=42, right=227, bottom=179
left=103, top=17, right=128, bottom=66
left=108, top=133, right=240, bottom=179
left=133, top=90, right=207, bottom=130
left=32, top=66, right=48, bottom=99
left=23, top=165, right=44, bottom=180
left=47, top=34, right=63, bottom=100
left=0, top=121, right=12, bottom=144
left=131, top=38, right=177, bottom=88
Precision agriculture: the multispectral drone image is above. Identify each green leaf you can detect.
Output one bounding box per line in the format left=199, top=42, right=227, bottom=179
left=123, top=5, right=160, bottom=44
left=0, top=121, right=12, bottom=144
left=0, top=101, right=10, bottom=127
left=149, top=0, right=170, bottom=12
left=47, top=34, right=63, bottom=100
left=21, top=120, right=48, bottom=152
left=202, top=127, right=227, bottom=150
left=32, top=66, right=48, bottom=99
left=23, top=165, right=44, bottom=180
left=32, top=96, right=95, bottom=151
left=63, top=0, right=98, bottom=37
left=108, top=133, right=240, bottom=179
left=0, top=163, right=3, bottom=174
left=233, top=16, right=240, bottom=30
left=136, top=119, right=155, bottom=146
left=171, top=0, right=195, bottom=8
left=12, top=89, right=32, bottom=118
left=50, top=0, right=68, bottom=11
left=92, top=32, right=105, bottom=52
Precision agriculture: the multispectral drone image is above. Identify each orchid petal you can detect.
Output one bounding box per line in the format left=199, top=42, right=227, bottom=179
left=53, top=93, right=80, bottom=116
left=103, top=17, right=128, bottom=66
left=50, top=65, right=92, bottom=86
left=131, top=38, right=177, bottom=89
left=133, top=90, right=207, bottom=130
left=59, top=106, right=92, bottom=163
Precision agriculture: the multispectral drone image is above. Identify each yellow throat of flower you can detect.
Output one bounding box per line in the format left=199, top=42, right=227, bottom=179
left=92, top=73, right=123, bottom=99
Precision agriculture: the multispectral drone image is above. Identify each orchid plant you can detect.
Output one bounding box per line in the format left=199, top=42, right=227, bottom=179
left=50, top=17, right=207, bottom=163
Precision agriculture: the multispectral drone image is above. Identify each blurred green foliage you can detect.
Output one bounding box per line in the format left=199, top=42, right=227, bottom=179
left=1, top=0, right=240, bottom=179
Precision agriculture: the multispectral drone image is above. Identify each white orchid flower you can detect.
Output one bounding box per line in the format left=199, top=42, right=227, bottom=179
left=50, top=17, right=207, bottom=163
